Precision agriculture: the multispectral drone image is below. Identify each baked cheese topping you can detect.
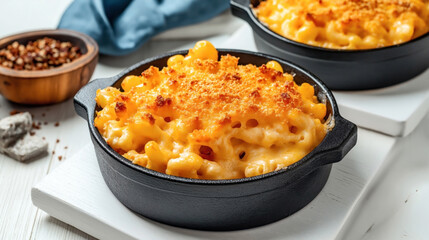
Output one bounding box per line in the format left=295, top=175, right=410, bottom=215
left=255, top=0, right=429, bottom=49
left=94, top=41, right=327, bottom=179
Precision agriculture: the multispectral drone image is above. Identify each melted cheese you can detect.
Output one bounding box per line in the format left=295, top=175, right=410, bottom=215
left=255, top=0, right=429, bottom=49
left=94, top=41, right=327, bottom=180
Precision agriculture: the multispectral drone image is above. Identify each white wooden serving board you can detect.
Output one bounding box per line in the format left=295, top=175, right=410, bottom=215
left=31, top=128, right=397, bottom=240
left=221, top=25, right=429, bottom=137
left=336, top=113, right=429, bottom=240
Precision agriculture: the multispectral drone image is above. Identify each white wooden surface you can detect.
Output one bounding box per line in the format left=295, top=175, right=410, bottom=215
left=0, top=4, right=94, bottom=239
left=1, top=1, right=429, bottom=240
left=0, top=97, right=94, bottom=240
left=222, top=25, right=429, bottom=137
left=31, top=128, right=396, bottom=240
left=0, top=2, right=86, bottom=237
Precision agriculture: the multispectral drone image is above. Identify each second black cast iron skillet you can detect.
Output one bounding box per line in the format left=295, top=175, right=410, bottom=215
left=74, top=49, right=357, bottom=231
left=231, top=0, right=429, bottom=90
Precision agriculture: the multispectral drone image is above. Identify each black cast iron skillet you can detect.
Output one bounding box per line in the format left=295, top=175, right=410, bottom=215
left=231, top=0, right=429, bottom=90
left=74, top=49, right=357, bottom=231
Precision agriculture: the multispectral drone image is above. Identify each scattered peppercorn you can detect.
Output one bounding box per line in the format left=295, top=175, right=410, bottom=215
left=9, top=110, right=21, bottom=115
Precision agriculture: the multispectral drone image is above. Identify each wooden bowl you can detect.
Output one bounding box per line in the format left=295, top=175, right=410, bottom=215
left=0, top=29, right=98, bottom=105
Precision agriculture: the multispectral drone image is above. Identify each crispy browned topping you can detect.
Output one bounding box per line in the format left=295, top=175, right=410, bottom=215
left=219, top=115, right=232, bottom=125
left=126, top=55, right=302, bottom=134
left=144, top=113, right=155, bottom=125
left=250, top=90, right=260, bottom=98
left=155, top=95, right=172, bottom=107
left=261, top=0, right=424, bottom=25
left=115, top=102, right=126, bottom=113
left=256, top=0, right=429, bottom=49
left=329, top=0, right=420, bottom=22
left=94, top=41, right=329, bottom=180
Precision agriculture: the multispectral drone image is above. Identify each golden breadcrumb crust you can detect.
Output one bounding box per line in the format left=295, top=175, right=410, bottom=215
left=117, top=55, right=306, bottom=142
left=255, top=0, right=429, bottom=49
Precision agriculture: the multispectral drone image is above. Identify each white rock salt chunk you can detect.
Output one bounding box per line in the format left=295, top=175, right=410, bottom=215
left=0, top=112, right=32, bottom=147
left=2, top=134, right=48, bottom=162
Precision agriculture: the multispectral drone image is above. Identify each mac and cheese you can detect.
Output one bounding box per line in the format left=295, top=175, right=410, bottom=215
left=254, top=0, right=429, bottom=49
left=94, top=41, right=327, bottom=180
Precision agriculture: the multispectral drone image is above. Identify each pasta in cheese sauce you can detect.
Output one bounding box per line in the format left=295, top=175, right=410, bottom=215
left=254, top=0, right=429, bottom=49
left=94, top=41, right=327, bottom=180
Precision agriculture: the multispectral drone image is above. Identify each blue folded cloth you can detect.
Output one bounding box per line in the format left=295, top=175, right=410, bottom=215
left=58, top=0, right=229, bottom=56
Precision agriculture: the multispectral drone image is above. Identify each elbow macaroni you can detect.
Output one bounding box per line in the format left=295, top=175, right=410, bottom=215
left=254, top=0, right=429, bottom=50
left=94, top=41, right=328, bottom=180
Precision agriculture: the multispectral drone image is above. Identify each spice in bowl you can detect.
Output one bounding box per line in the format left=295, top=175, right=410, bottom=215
left=0, top=37, right=82, bottom=70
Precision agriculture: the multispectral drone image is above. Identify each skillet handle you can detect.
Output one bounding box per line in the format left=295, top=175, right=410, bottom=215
left=230, top=0, right=253, bottom=22
left=312, top=116, right=358, bottom=167
left=74, top=77, right=117, bottom=121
